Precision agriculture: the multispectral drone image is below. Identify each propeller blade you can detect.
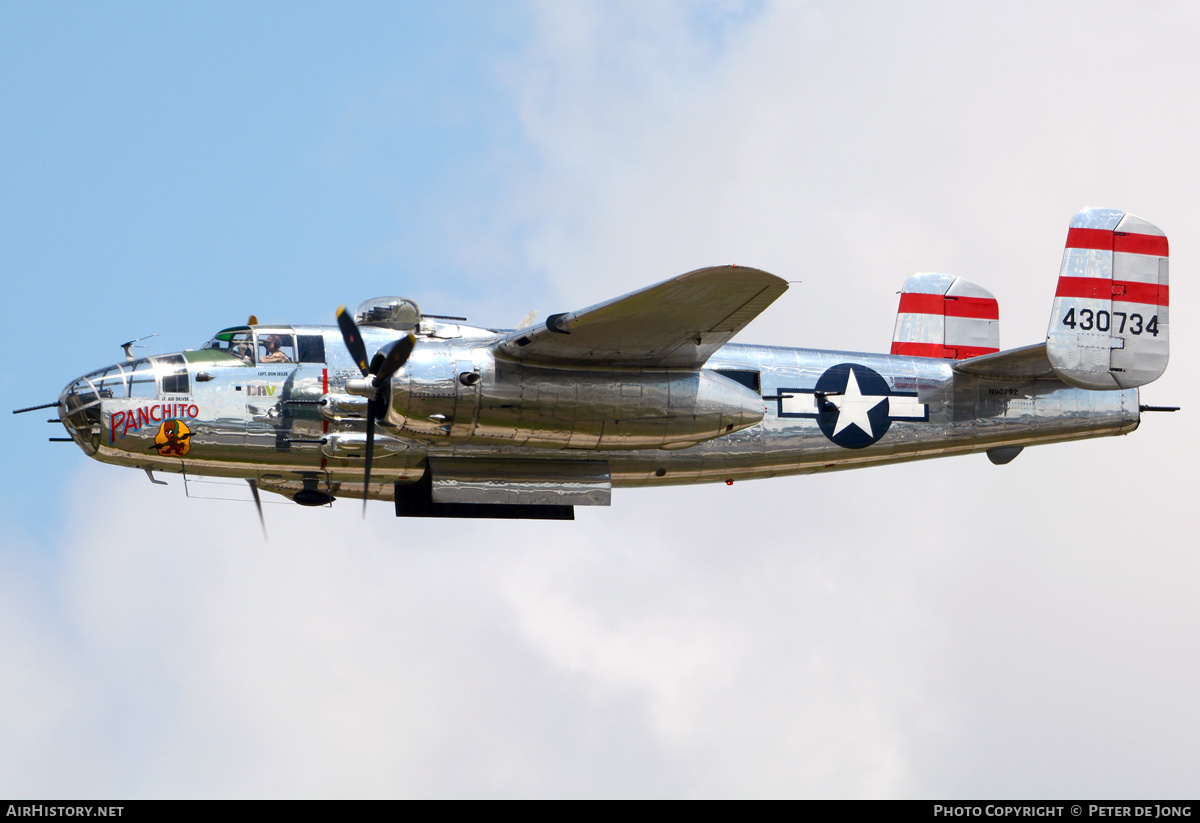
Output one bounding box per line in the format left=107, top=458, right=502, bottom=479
left=373, top=332, right=416, bottom=383
left=247, top=479, right=267, bottom=541
left=362, top=398, right=376, bottom=518
left=338, top=309, right=415, bottom=517
left=360, top=333, right=416, bottom=517
left=336, top=305, right=371, bottom=377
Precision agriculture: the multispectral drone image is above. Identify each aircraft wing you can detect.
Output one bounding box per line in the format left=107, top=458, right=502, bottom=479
left=496, top=265, right=788, bottom=368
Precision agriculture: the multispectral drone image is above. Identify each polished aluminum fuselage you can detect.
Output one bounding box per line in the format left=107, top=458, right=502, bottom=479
left=59, top=322, right=1139, bottom=501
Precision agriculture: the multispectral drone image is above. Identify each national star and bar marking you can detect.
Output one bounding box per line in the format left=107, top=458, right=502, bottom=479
left=775, top=362, right=928, bottom=449
left=829, top=367, right=882, bottom=438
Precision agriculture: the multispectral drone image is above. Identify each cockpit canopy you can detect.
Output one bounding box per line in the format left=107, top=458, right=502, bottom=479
left=202, top=327, right=256, bottom=363
left=354, top=297, right=422, bottom=330
left=201, top=327, right=325, bottom=365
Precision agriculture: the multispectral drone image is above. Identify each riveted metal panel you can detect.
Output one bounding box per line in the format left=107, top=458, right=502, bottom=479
left=945, top=315, right=998, bottom=350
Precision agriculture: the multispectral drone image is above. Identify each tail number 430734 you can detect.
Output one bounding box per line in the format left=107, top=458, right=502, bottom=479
left=1062, top=308, right=1159, bottom=336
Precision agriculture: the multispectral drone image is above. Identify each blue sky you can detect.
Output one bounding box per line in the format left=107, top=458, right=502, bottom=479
left=3, top=1, right=1199, bottom=798
left=2, top=3, right=540, bottom=533
left=1, top=2, right=536, bottom=320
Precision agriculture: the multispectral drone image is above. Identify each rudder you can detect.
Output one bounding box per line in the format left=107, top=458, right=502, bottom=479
left=1047, top=208, right=1169, bottom=390
left=891, top=272, right=1000, bottom=359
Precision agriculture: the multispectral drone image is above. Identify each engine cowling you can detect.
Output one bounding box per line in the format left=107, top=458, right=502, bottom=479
left=385, top=341, right=763, bottom=450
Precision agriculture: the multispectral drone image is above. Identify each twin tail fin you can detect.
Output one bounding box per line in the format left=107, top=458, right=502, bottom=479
left=893, top=208, right=1169, bottom=391
left=1046, top=208, right=1169, bottom=389
left=891, top=272, right=1000, bottom=360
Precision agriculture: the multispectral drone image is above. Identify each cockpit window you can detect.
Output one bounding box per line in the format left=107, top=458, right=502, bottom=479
left=258, top=332, right=295, bottom=364
left=297, top=334, right=326, bottom=364
left=203, top=328, right=255, bottom=364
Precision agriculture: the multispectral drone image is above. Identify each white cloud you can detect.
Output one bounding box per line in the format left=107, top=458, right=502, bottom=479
left=2, top=464, right=933, bottom=796
left=504, top=1, right=1200, bottom=352
left=12, top=432, right=1198, bottom=797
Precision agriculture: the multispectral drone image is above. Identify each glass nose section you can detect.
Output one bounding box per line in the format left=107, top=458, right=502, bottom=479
left=60, top=374, right=103, bottom=454
left=60, top=359, right=159, bottom=455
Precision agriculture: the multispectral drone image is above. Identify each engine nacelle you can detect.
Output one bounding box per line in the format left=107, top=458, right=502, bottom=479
left=319, top=393, right=370, bottom=420
left=384, top=341, right=763, bottom=450
left=320, top=431, right=411, bottom=458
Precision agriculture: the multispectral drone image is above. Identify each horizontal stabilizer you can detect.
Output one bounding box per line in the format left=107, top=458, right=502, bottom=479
left=1047, top=208, right=1169, bottom=389
left=891, top=273, right=999, bottom=359
left=954, top=343, right=1054, bottom=379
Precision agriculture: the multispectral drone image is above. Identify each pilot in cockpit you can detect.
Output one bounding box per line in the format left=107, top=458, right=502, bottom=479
left=260, top=335, right=292, bottom=363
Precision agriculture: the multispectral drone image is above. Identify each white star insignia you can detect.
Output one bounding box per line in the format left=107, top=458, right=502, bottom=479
left=830, top=367, right=886, bottom=438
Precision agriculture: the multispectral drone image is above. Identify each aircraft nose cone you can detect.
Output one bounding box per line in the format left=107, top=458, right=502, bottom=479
left=59, top=373, right=104, bottom=455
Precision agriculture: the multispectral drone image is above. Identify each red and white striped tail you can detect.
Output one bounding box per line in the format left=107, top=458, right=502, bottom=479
left=891, top=273, right=999, bottom=360
left=1047, top=208, right=1169, bottom=390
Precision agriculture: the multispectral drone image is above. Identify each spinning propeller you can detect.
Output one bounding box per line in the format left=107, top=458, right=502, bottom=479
left=336, top=306, right=416, bottom=516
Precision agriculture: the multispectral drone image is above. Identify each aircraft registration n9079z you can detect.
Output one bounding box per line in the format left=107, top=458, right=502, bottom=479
left=17, top=208, right=1176, bottom=523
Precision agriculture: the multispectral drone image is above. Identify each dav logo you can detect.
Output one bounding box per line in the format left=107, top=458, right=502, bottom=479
left=246, top=382, right=278, bottom=398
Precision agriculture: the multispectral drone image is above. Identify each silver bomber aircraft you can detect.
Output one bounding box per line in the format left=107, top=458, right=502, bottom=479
left=18, top=208, right=1174, bottom=522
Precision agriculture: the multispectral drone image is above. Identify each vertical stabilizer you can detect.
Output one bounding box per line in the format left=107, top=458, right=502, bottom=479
left=1047, top=208, right=1169, bottom=390
left=891, top=272, right=999, bottom=359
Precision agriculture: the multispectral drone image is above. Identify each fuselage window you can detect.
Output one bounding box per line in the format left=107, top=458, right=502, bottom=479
left=158, top=354, right=190, bottom=395
left=714, top=369, right=761, bottom=395
left=258, top=333, right=295, bottom=364
left=89, top=367, right=125, bottom=400
left=297, top=334, right=326, bottom=364
left=128, top=358, right=157, bottom=399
